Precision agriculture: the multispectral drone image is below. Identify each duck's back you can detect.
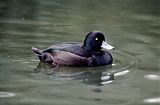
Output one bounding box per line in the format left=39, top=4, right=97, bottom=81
left=43, top=42, right=91, bottom=58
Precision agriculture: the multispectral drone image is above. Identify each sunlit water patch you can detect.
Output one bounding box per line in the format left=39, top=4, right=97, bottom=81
left=0, top=92, right=15, bottom=98
left=143, top=97, right=160, bottom=104
left=114, top=70, right=130, bottom=76
left=144, top=74, right=160, bottom=80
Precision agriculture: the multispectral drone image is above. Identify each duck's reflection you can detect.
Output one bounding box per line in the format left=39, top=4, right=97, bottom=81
left=34, top=62, right=114, bottom=86
left=82, top=71, right=114, bottom=86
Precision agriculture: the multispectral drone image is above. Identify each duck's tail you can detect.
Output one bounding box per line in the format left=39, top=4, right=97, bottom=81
left=31, top=47, right=44, bottom=61
left=31, top=47, right=53, bottom=63
left=31, top=47, right=42, bottom=55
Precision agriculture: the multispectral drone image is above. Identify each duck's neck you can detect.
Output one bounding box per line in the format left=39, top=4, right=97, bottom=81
left=82, top=45, right=102, bottom=54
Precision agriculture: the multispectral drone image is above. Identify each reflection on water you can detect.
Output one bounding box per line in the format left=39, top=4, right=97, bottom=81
left=0, top=0, right=159, bottom=105
left=34, top=62, right=114, bottom=86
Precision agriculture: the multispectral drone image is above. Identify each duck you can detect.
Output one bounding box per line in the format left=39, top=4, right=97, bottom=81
left=32, top=31, right=114, bottom=67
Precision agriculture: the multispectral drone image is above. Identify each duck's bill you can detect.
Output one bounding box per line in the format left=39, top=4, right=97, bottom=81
left=101, top=41, right=115, bottom=50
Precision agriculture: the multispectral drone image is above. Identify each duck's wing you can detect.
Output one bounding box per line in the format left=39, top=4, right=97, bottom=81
left=43, top=42, right=91, bottom=57
left=49, top=50, right=89, bottom=67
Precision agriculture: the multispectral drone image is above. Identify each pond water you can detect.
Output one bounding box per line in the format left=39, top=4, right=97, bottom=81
left=0, top=0, right=159, bottom=105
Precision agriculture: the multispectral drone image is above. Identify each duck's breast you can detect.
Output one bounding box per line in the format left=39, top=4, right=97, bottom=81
left=88, top=52, right=113, bottom=66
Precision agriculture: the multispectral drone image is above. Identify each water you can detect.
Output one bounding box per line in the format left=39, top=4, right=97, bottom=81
left=0, top=0, right=159, bottom=105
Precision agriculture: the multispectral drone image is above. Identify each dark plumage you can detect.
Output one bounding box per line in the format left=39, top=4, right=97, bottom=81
left=32, top=31, right=114, bottom=67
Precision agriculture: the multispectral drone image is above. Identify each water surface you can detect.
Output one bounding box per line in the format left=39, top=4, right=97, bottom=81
left=0, top=0, right=159, bottom=105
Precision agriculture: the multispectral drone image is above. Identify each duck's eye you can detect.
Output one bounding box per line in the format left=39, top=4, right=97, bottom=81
left=95, top=38, right=98, bottom=41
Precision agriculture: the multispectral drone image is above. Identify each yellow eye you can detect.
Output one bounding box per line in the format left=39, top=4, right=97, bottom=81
left=95, top=38, right=98, bottom=41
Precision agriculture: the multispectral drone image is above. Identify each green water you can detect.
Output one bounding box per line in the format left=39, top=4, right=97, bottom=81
left=0, top=0, right=159, bottom=105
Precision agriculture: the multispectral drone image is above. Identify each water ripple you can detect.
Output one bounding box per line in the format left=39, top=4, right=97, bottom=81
left=110, top=50, right=137, bottom=73
left=114, top=70, right=130, bottom=76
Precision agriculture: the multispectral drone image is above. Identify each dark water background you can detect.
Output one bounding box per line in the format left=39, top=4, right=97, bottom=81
left=0, top=0, right=159, bottom=105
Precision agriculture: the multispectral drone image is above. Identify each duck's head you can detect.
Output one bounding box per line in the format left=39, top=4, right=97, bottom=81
left=83, top=31, right=114, bottom=52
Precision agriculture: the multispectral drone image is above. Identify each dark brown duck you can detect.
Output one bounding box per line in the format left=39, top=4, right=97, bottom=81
left=32, top=31, right=114, bottom=67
